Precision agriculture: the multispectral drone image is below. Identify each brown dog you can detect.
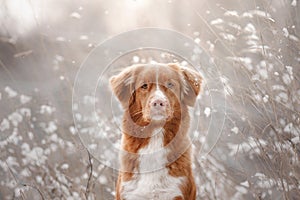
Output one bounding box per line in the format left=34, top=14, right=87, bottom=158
left=110, top=63, right=202, bottom=200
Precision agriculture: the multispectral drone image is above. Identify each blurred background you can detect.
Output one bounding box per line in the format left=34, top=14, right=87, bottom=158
left=0, top=0, right=299, bottom=199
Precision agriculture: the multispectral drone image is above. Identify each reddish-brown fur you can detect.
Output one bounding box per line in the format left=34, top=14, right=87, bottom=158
left=110, top=63, right=202, bottom=200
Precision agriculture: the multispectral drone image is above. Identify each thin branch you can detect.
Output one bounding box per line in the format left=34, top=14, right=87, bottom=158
left=22, top=183, right=45, bottom=200
left=0, top=58, right=16, bottom=83
left=6, top=161, right=45, bottom=199
left=85, top=149, right=93, bottom=200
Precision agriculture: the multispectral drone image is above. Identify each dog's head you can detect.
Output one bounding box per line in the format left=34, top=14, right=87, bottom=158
left=110, top=63, right=202, bottom=125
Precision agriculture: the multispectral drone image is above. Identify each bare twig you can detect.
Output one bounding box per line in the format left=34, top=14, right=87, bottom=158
left=22, top=183, right=45, bottom=200
left=6, top=161, right=46, bottom=199
left=85, top=149, right=93, bottom=200
left=0, top=58, right=16, bottom=83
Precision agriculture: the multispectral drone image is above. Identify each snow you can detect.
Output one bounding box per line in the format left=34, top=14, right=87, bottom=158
left=279, top=118, right=286, bottom=126
left=132, top=56, right=140, bottom=63
left=210, top=18, right=223, bottom=25
left=283, top=28, right=289, bottom=37
left=44, top=121, right=58, bottom=134
left=8, top=111, right=23, bottom=127
left=36, top=175, right=43, bottom=184
left=20, top=94, right=31, bottom=104
left=82, top=173, right=88, bottom=179
left=14, top=188, right=23, bottom=198
left=219, top=32, right=236, bottom=42
left=228, top=22, right=241, bottom=30
left=56, top=36, right=66, bottom=42
left=258, top=178, right=275, bottom=189
left=272, top=85, right=286, bottom=91
left=242, top=12, right=253, bottom=18
left=73, top=103, right=78, bottom=111
left=199, top=136, right=206, bottom=143
left=193, top=130, right=200, bottom=138
left=50, top=133, right=58, bottom=142
left=40, top=105, right=56, bottom=114
left=4, top=86, right=17, bottom=98
left=244, top=23, right=256, bottom=33
left=0, top=129, right=19, bottom=148
left=204, top=107, right=211, bottom=117
left=6, top=156, right=19, bottom=168
left=194, top=38, right=200, bottom=44
left=246, top=10, right=272, bottom=19
left=55, top=54, right=64, bottom=62
left=20, top=168, right=31, bottom=177
left=193, top=31, right=199, bottom=36
left=258, top=69, right=268, bottom=79
left=88, top=143, right=97, bottom=149
left=69, top=126, right=76, bottom=135
left=276, top=92, right=288, bottom=103
left=19, top=108, right=31, bottom=117
left=260, top=60, right=267, bottom=68
left=227, top=57, right=252, bottom=70
left=224, top=10, right=239, bottom=17
left=286, top=66, right=293, bottom=75
left=231, top=127, right=239, bottom=134
left=262, top=95, right=269, bottom=103
left=282, top=73, right=292, bottom=85
left=235, top=185, right=247, bottom=194
left=79, top=35, right=88, bottom=40
left=283, top=123, right=297, bottom=135
left=291, top=136, right=299, bottom=144
left=240, top=181, right=249, bottom=187
left=0, top=118, right=10, bottom=131
left=289, top=34, right=299, bottom=41
left=50, top=143, right=58, bottom=152
left=99, top=175, right=108, bottom=184
left=83, top=95, right=96, bottom=104
left=61, top=163, right=69, bottom=170
left=28, top=132, right=34, bottom=140
left=70, top=12, right=81, bottom=19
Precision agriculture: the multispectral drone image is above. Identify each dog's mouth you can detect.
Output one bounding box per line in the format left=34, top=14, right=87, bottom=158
left=143, top=107, right=173, bottom=122
left=149, top=112, right=167, bottom=122
left=151, top=112, right=167, bottom=121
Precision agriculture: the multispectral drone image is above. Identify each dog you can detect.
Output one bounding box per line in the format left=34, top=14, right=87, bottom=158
left=110, top=63, right=202, bottom=200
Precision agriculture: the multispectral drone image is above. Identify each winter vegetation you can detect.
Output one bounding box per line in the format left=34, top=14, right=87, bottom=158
left=0, top=0, right=299, bottom=199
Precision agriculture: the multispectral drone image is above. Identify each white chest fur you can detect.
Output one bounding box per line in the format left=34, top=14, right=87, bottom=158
left=121, top=129, right=185, bottom=200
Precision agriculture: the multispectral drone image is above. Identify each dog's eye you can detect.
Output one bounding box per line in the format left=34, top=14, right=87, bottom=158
left=167, top=82, right=174, bottom=88
left=141, top=83, right=148, bottom=89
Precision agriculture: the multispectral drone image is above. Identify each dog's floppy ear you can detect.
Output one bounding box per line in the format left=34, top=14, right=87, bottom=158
left=110, top=66, right=135, bottom=108
left=181, top=66, right=203, bottom=107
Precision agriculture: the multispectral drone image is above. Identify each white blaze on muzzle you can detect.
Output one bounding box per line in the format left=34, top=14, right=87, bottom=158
left=148, top=66, right=169, bottom=120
